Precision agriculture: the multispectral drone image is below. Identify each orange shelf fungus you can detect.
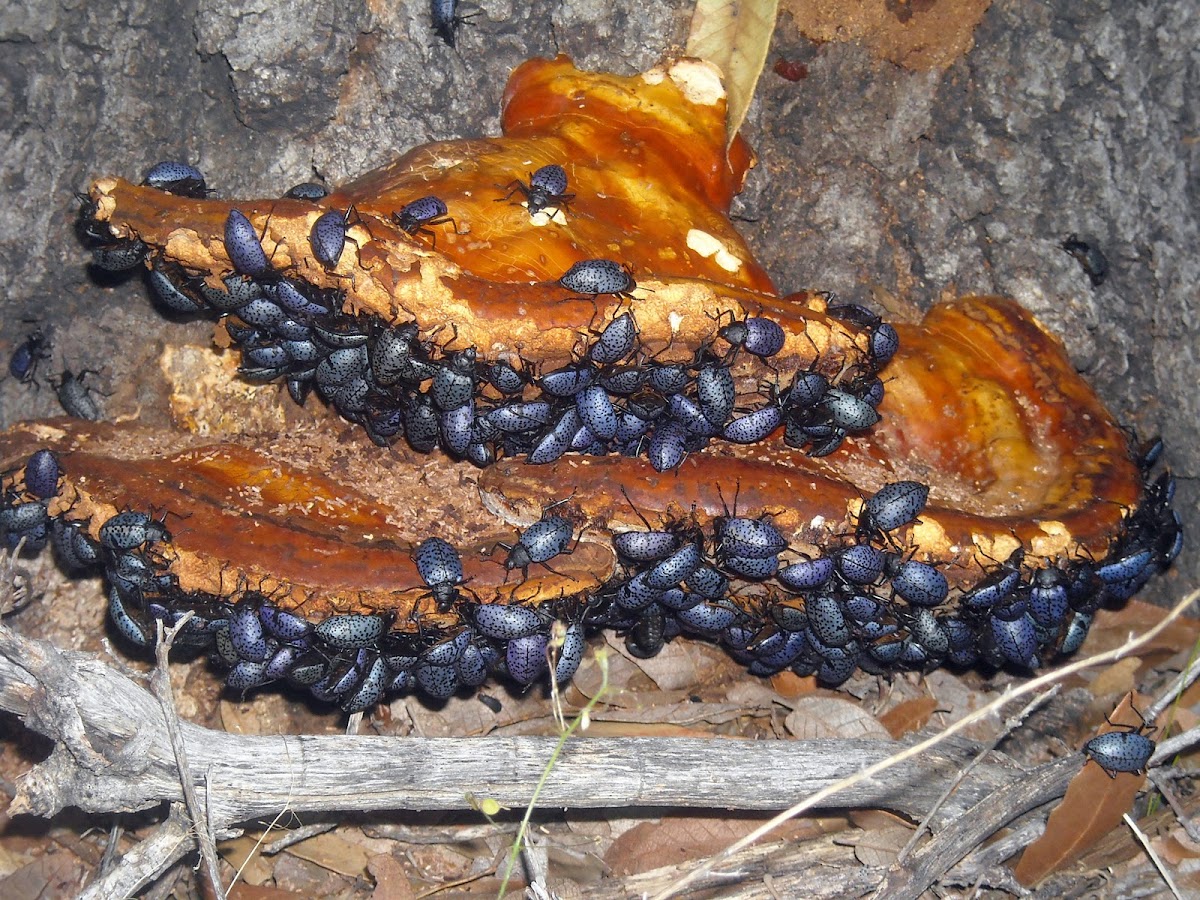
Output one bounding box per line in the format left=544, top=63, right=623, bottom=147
left=0, top=57, right=1179, bottom=707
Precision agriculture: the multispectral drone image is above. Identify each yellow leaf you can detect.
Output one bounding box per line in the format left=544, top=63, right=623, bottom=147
left=686, top=0, right=780, bottom=144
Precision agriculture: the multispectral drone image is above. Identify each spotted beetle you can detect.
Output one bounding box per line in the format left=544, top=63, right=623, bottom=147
left=1083, top=705, right=1156, bottom=778
left=224, top=209, right=270, bottom=277
left=392, top=196, right=459, bottom=248
left=310, top=207, right=356, bottom=269
left=1060, top=233, right=1109, bottom=287
left=431, top=0, right=476, bottom=48
left=499, top=511, right=578, bottom=580
left=52, top=369, right=104, bottom=421
left=500, top=164, right=574, bottom=217
left=413, top=537, right=467, bottom=612
left=558, top=259, right=636, bottom=299
left=284, top=181, right=329, bottom=201
left=143, top=161, right=209, bottom=198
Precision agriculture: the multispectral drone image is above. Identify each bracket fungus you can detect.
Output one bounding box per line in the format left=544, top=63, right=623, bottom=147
left=0, top=56, right=1180, bottom=708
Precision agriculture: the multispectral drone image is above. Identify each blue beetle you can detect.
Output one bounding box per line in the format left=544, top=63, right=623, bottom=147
left=224, top=209, right=270, bottom=276
left=392, top=196, right=459, bottom=248
left=310, top=207, right=357, bottom=269
left=499, top=511, right=578, bottom=580
left=9, top=329, right=52, bottom=385
left=285, top=181, right=329, bottom=201
left=414, top=537, right=467, bottom=611
left=1083, top=706, right=1156, bottom=778
left=558, top=259, right=636, bottom=299
left=431, top=0, right=476, bottom=48
left=501, top=164, right=574, bottom=217
left=143, top=161, right=209, bottom=198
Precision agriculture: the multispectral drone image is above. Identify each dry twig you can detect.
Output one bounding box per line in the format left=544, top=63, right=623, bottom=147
left=152, top=616, right=225, bottom=900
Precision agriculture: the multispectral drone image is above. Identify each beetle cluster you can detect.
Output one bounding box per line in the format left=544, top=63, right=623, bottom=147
left=572, top=460, right=1181, bottom=683
left=0, top=438, right=1182, bottom=706
left=94, top=248, right=886, bottom=471
left=50, top=161, right=1184, bottom=708
left=76, top=161, right=897, bottom=469
left=0, top=449, right=58, bottom=552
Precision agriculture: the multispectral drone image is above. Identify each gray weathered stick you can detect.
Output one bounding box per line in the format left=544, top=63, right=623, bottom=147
left=0, top=621, right=1024, bottom=833
left=869, top=754, right=1082, bottom=900
left=75, top=802, right=195, bottom=900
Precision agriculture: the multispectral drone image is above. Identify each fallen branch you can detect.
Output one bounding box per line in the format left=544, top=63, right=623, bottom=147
left=0, top=621, right=1030, bottom=832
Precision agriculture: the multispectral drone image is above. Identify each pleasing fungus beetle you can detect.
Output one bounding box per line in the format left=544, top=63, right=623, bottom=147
left=431, top=0, right=476, bottom=48
left=889, top=558, right=949, bottom=607
left=822, top=389, right=880, bottom=431
left=858, top=480, right=930, bottom=539
left=554, top=622, right=586, bottom=684
left=722, top=405, right=782, bottom=444
left=143, top=161, right=208, bottom=198
left=613, top=529, right=680, bottom=564
left=474, top=603, right=544, bottom=640
left=52, top=369, right=104, bottom=421
left=108, top=587, right=150, bottom=647
left=501, top=164, right=574, bottom=217
left=507, top=632, right=550, bottom=683
left=392, top=196, right=458, bottom=248
left=314, top=613, right=386, bottom=650
left=1083, top=707, right=1156, bottom=777
left=147, top=268, right=204, bottom=313
left=500, top=512, right=577, bottom=580
left=284, top=182, right=329, bottom=201
left=695, top=361, right=736, bottom=426
left=589, top=313, right=637, bottom=364
left=224, top=209, right=270, bottom=277
left=836, top=543, right=886, bottom=585
left=558, top=259, right=636, bottom=299
left=716, top=515, right=788, bottom=561
left=99, top=510, right=170, bottom=551
left=310, top=208, right=355, bottom=269
left=24, top=449, right=61, bottom=500
left=92, top=239, right=148, bottom=272
left=9, top=329, right=51, bottom=385
left=413, top=537, right=467, bottom=611
left=870, top=323, right=899, bottom=364
left=719, top=316, right=785, bottom=359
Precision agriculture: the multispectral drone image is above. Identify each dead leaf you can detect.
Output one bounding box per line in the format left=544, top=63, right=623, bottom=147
left=368, top=852, right=416, bottom=900
left=0, top=849, right=88, bottom=900
left=220, top=834, right=275, bottom=887
left=770, top=669, right=818, bottom=698
left=227, top=885, right=309, bottom=899
left=784, top=696, right=891, bottom=740
left=1087, top=600, right=1200, bottom=661
left=284, top=831, right=371, bottom=878
left=878, top=696, right=938, bottom=738
left=580, top=720, right=730, bottom=738
left=609, top=631, right=721, bottom=691
left=604, top=814, right=829, bottom=875
left=848, top=809, right=913, bottom=832
left=686, top=0, right=781, bottom=143
left=1152, top=830, right=1200, bottom=867
left=853, top=825, right=911, bottom=867
left=1088, top=656, right=1142, bottom=701
left=1013, top=692, right=1151, bottom=886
